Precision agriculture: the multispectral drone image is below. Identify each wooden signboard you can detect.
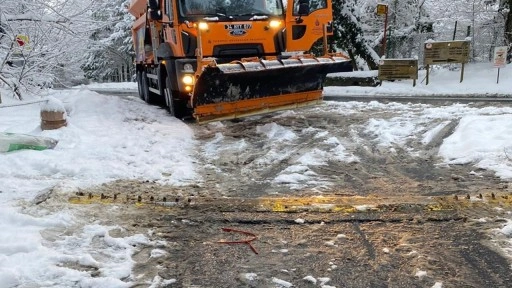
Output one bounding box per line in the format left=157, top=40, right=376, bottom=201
left=378, top=59, right=418, bottom=86
left=424, top=40, right=470, bottom=85
left=424, top=40, right=470, bottom=65
left=376, top=4, right=388, bottom=15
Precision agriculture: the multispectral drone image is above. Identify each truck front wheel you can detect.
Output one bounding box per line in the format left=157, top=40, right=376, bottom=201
left=164, top=75, right=190, bottom=119
left=164, top=76, right=175, bottom=117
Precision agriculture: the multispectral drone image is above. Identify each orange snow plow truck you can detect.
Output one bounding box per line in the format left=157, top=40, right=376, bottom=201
left=129, top=0, right=352, bottom=123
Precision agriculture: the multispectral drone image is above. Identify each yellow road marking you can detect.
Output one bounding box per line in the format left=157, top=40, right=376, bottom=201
left=68, top=193, right=512, bottom=214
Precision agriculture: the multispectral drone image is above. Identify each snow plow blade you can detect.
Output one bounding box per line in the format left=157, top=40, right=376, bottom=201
left=192, top=56, right=352, bottom=123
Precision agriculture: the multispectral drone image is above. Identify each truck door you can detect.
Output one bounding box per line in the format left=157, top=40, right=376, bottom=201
left=285, top=0, right=333, bottom=52
left=163, top=0, right=178, bottom=51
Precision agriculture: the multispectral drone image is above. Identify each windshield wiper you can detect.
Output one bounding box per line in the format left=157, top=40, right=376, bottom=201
left=235, top=8, right=273, bottom=16
left=237, top=12, right=271, bottom=17
left=199, top=13, right=234, bottom=21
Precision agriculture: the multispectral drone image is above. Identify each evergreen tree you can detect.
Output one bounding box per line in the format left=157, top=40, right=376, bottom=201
left=503, top=0, right=512, bottom=45
left=379, top=0, right=432, bottom=58
left=331, top=0, right=379, bottom=70
left=81, top=0, right=134, bottom=82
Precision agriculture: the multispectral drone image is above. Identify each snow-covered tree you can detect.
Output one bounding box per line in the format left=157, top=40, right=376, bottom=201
left=330, top=0, right=432, bottom=69
left=330, top=0, right=505, bottom=67
left=0, top=0, right=93, bottom=99
left=425, top=0, right=507, bottom=61
left=502, top=0, right=512, bottom=47
left=81, top=0, right=134, bottom=82
left=331, top=0, right=380, bottom=70
left=353, top=0, right=432, bottom=60
left=379, top=0, right=432, bottom=58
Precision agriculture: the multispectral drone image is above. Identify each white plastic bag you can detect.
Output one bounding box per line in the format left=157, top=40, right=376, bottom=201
left=0, top=132, right=58, bottom=152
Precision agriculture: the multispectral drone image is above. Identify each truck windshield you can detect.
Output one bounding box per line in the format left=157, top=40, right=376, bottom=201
left=179, top=0, right=284, bottom=17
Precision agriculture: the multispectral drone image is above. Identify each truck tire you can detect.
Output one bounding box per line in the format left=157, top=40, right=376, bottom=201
left=174, top=99, right=189, bottom=120
left=141, top=71, right=157, bottom=104
left=164, top=75, right=190, bottom=119
left=164, top=76, right=175, bottom=117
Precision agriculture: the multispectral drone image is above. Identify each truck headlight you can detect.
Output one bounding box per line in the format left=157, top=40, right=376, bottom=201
left=198, top=22, right=209, bottom=31
left=182, top=75, right=194, bottom=85
left=269, top=20, right=281, bottom=28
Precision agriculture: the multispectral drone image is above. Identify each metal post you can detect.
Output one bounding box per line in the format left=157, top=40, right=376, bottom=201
left=381, top=10, right=388, bottom=57
left=453, top=21, right=458, bottom=40
left=377, top=3, right=389, bottom=57
left=323, top=24, right=328, bottom=55
left=472, top=1, right=476, bottom=61
left=460, top=63, right=465, bottom=83
left=426, top=64, right=430, bottom=85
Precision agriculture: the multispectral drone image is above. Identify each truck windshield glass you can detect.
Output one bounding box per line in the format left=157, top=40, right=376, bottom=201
left=179, top=0, right=284, bottom=17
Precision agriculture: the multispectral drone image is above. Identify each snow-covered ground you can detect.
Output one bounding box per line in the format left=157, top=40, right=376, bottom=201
left=326, top=62, right=512, bottom=97
left=0, top=63, right=512, bottom=287
left=0, top=88, right=198, bottom=287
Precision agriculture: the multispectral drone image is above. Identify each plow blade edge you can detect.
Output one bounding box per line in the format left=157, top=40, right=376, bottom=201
left=192, top=57, right=352, bottom=122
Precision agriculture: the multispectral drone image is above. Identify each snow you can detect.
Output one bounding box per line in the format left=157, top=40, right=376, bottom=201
left=149, top=248, right=168, bottom=258
left=148, top=276, right=176, bottom=288
left=366, top=117, right=417, bottom=147
left=415, top=270, right=428, bottom=279
left=1, top=89, right=197, bottom=195
left=76, top=82, right=137, bottom=90
left=243, top=272, right=258, bottom=281
left=500, top=220, right=512, bottom=237
left=1, top=62, right=512, bottom=286
left=294, top=218, right=305, bottom=224
left=319, top=277, right=331, bottom=285
left=303, top=275, right=317, bottom=284
left=272, top=277, right=293, bottom=287
left=250, top=15, right=269, bottom=20
left=0, top=88, right=198, bottom=287
left=256, top=122, right=297, bottom=142
left=422, top=121, right=450, bottom=145
left=325, top=63, right=512, bottom=97
left=355, top=205, right=376, bottom=212
left=439, top=115, right=512, bottom=179
left=40, top=96, right=67, bottom=113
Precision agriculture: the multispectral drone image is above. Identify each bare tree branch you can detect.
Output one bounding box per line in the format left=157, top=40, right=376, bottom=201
left=0, top=73, right=22, bottom=100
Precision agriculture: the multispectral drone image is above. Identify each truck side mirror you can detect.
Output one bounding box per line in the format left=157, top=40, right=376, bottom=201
left=148, top=0, right=162, bottom=20
left=297, top=0, right=310, bottom=16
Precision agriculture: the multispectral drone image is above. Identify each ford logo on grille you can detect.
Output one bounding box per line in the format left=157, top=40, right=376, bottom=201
left=229, top=30, right=247, bottom=36
left=225, top=24, right=252, bottom=37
